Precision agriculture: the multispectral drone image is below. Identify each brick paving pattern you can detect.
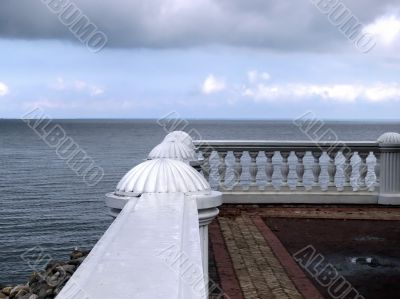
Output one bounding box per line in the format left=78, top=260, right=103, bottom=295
left=220, top=215, right=303, bottom=299
left=209, top=205, right=397, bottom=299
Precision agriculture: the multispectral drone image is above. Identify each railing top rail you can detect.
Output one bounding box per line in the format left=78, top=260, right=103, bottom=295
left=194, top=140, right=379, bottom=151
left=57, top=193, right=205, bottom=299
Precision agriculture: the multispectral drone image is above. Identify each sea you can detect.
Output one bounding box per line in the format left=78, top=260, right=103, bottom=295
left=1, top=119, right=399, bottom=285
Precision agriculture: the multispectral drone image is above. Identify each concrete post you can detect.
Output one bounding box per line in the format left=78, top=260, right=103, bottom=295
left=105, top=157, right=222, bottom=297
left=195, top=192, right=222, bottom=295
left=378, top=132, right=400, bottom=205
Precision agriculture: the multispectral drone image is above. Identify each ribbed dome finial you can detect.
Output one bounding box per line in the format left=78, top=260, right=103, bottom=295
left=148, top=140, right=196, bottom=161
left=377, top=132, right=400, bottom=145
left=163, top=131, right=194, bottom=149
left=115, top=158, right=210, bottom=196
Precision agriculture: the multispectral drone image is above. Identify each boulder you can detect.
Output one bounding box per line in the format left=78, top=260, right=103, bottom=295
left=9, top=285, right=29, bottom=298
left=2, top=286, right=12, bottom=295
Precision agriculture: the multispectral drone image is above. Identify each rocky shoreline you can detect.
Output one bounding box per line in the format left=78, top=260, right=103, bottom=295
left=0, top=249, right=90, bottom=299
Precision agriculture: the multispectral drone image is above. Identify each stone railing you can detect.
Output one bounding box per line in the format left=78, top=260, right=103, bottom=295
left=56, top=132, right=222, bottom=299
left=194, top=132, right=400, bottom=205
left=53, top=131, right=399, bottom=299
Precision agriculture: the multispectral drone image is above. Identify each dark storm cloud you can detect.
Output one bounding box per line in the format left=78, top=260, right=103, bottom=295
left=0, top=0, right=397, bottom=50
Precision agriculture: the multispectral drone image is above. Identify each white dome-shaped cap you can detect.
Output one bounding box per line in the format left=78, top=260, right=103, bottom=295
left=115, top=159, right=210, bottom=196
left=378, top=132, right=400, bottom=145
left=163, top=131, right=194, bottom=149
left=148, top=140, right=196, bottom=161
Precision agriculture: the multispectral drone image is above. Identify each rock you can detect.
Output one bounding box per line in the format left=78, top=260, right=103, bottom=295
left=60, top=264, right=75, bottom=274
left=69, top=250, right=84, bottom=260
left=9, top=285, right=29, bottom=298
left=2, top=286, right=12, bottom=295
left=46, top=272, right=62, bottom=287
left=28, top=272, right=42, bottom=285
left=17, top=293, right=33, bottom=299
left=45, top=261, right=62, bottom=272
left=69, top=249, right=89, bottom=261
left=68, top=257, right=85, bottom=266
left=5, top=247, right=90, bottom=299
left=14, top=289, right=30, bottom=299
left=45, top=288, right=54, bottom=297
left=37, top=286, right=51, bottom=298
left=29, top=280, right=47, bottom=295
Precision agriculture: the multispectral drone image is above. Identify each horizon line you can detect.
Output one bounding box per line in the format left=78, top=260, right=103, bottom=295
left=2, top=117, right=400, bottom=122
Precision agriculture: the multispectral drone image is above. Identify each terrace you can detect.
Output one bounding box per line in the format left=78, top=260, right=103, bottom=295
left=55, top=131, right=400, bottom=299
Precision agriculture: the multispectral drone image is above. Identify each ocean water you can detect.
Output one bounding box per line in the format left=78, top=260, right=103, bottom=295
left=1, top=119, right=399, bottom=285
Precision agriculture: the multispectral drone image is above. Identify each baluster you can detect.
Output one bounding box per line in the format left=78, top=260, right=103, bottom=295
left=327, top=151, right=337, bottom=191
left=312, top=151, right=322, bottom=189
left=201, top=151, right=211, bottom=182
left=217, top=151, right=227, bottom=190
left=265, top=151, right=274, bottom=190
left=249, top=151, right=259, bottom=190
left=374, top=152, right=380, bottom=189
left=233, top=151, right=243, bottom=191
left=295, top=151, right=305, bottom=190
left=343, top=151, right=353, bottom=191
left=358, top=151, right=369, bottom=191
left=280, top=151, right=290, bottom=191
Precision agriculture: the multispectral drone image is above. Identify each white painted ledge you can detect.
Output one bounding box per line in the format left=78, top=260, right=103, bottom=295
left=56, top=193, right=206, bottom=299
left=222, top=191, right=378, bottom=204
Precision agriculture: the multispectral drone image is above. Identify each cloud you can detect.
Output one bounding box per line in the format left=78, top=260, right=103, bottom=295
left=90, top=86, right=104, bottom=96
left=364, top=14, right=400, bottom=45
left=201, top=70, right=400, bottom=103
left=74, top=80, right=87, bottom=91
left=247, top=70, right=271, bottom=84
left=0, top=82, right=9, bottom=96
left=363, top=82, right=400, bottom=101
left=51, top=78, right=104, bottom=96
left=201, top=74, right=226, bottom=94
left=73, top=80, right=104, bottom=95
left=53, top=77, right=67, bottom=90
left=242, top=82, right=400, bottom=103
left=0, top=0, right=399, bottom=51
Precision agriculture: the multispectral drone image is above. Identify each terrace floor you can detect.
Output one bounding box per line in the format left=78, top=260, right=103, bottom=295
left=208, top=204, right=400, bottom=299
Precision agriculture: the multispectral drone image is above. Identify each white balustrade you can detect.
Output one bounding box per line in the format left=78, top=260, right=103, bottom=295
left=265, top=151, right=274, bottom=190
left=54, top=132, right=400, bottom=299
left=358, top=151, right=369, bottom=191
left=343, top=151, right=353, bottom=191
left=249, top=151, right=259, bottom=190
left=280, top=151, right=290, bottom=191
left=201, top=150, right=211, bottom=181
left=311, top=151, right=322, bottom=189
left=59, top=157, right=223, bottom=299
left=217, top=151, right=227, bottom=190
left=327, top=151, right=337, bottom=191
left=57, top=132, right=224, bottom=299
left=233, top=151, right=243, bottom=191
left=193, top=139, right=392, bottom=204
left=295, top=151, right=305, bottom=190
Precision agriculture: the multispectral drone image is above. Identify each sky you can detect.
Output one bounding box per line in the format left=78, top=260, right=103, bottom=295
left=1, top=0, right=400, bottom=119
